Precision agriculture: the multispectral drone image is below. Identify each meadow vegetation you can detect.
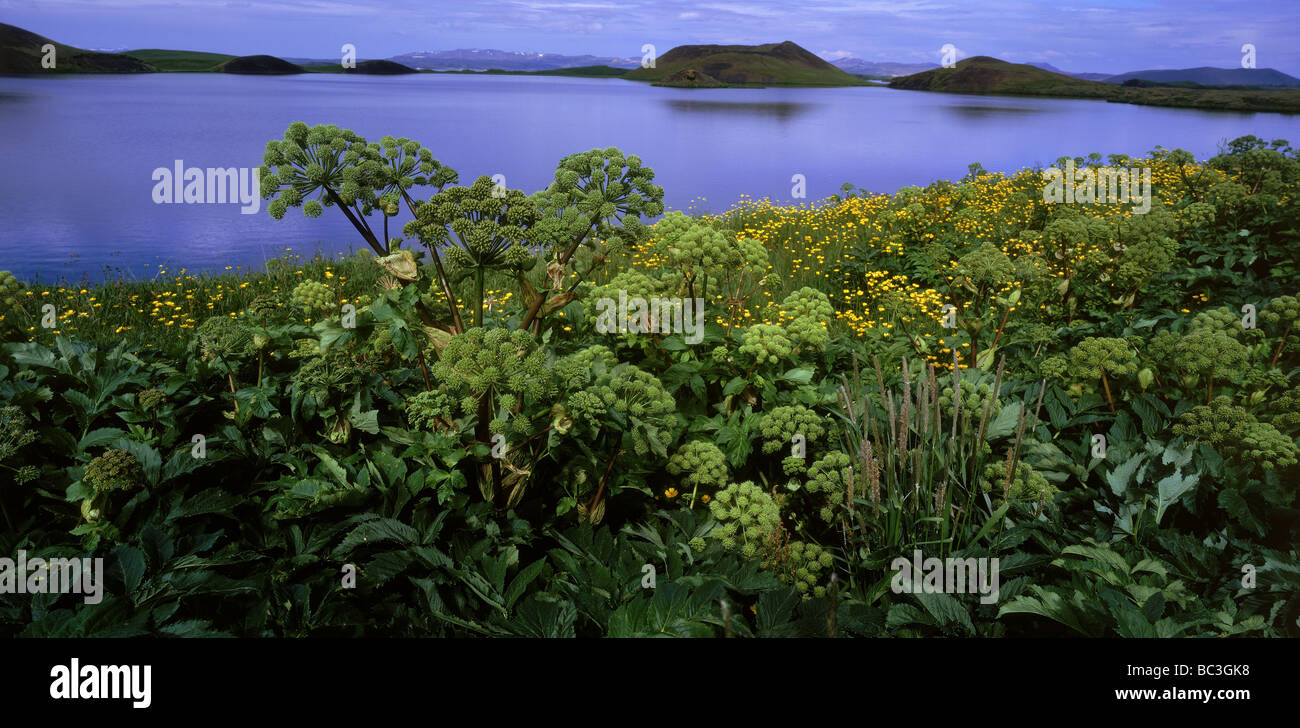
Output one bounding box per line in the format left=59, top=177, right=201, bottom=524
left=1, top=127, right=1297, bottom=637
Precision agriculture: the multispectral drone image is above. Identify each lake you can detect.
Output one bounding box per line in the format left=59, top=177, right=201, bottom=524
left=0, top=72, right=1296, bottom=281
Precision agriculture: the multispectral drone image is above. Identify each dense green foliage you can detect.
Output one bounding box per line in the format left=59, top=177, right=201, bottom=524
left=2, top=131, right=1299, bottom=637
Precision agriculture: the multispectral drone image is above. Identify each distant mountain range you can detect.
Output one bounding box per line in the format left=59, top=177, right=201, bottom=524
left=830, top=59, right=938, bottom=76
left=390, top=49, right=641, bottom=71
left=1105, top=66, right=1300, bottom=87
left=1022, top=62, right=1113, bottom=81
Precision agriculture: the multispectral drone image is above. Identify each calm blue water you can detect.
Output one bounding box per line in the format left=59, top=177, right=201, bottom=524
left=0, top=72, right=1296, bottom=281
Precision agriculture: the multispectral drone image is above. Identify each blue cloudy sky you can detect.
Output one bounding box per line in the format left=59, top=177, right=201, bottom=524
left=6, top=0, right=1299, bottom=75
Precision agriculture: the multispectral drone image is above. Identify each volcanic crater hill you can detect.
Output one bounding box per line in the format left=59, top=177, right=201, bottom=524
left=342, top=59, right=419, bottom=75
left=219, top=54, right=306, bottom=75
left=888, top=56, right=1112, bottom=97
left=889, top=55, right=1300, bottom=113
left=623, top=40, right=866, bottom=87
left=0, top=22, right=153, bottom=73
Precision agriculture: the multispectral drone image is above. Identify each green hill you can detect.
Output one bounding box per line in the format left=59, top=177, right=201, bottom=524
left=119, top=49, right=236, bottom=72
left=889, top=56, right=1112, bottom=97
left=219, top=55, right=305, bottom=75
left=342, top=59, right=419, bottom=75
left=623, top=41, right=867, bottom=87
left=0, top=22, right=153, bottom=73
left=890, top=55, right=1300, bottom=113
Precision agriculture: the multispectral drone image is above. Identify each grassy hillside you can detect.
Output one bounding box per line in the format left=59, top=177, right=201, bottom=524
left=0, top=22, right=153, bottom=73
left=891, top=55, right=1300, bottom=113
left=219, top=54, right=306, bottom=75
left=623, top=41, right=867, bottom=87
left=890, top=56, right=1113, bottom=97
left=119, top=49, right=236, bottom=72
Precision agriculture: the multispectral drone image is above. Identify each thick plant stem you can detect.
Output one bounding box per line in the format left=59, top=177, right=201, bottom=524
left=400, top=188, right=464, bottom=334
left=519, top=222, right=597, bottom=331
left=1100, top=370, right=1115, bottom=412
left=1271, top=322, right=1292, bottom=367
left=474, top=268, right=484, bottom=328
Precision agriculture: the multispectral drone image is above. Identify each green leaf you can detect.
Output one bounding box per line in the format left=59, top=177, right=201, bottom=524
left=503, top=559, right=548, bottom=611
left=78, top=428, right=126, bottom=453
left=1106, top=452, right=1146, bottom=497
left=1155, top=471, right=1198, bottom=524
left=913, top=590, right=976, bottom=635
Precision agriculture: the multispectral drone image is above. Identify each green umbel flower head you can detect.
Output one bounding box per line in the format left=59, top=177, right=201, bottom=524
left=709, top=481, right=782, bottom=556
left=1190, top=306, right=1250, bottom=339
left=567, top=363, right=676, bottom=456
left=981, top=461, right=1056, bottom=502
left=261, top=122, right=456, bottom=221
left=1173, top=397, right=1299, bottom=471
left=775, top=540, right=833, bottom=598
left=649, top=211, right=768, bottom=282
left=1147, top=328, right=1248, bottom=383
left=1069, top=337, right=1140, bottom=380
left=290, top=280, right=334, bottom=313
left=760, top=405, right=826, bottom=455
left=137, top=388, right=166, bottom=411
left=666, top=440, right=729, bottom=492
left=779, top=287, right=834, bottom=350
left=292, top=352, right=358, bottom=402
left=1270, top=385, right=1300, bottom=432
left=407, top=176, right=541, bottom=275
left=738, top=323, right=793, bottom=365
left=954, top=242, right=1016, bottom=290
left=554, top=345, right=619, bottom=388
left=194, top=315, right=252, bottom=362
left=432, top=326, right=554, bottom=402
left=0, top=406, right=37, bottom=465
left=0, top=270, right=23, bottom=308
left=805, top=451, right=854, bottom=522
left=1261, top=294, right=1300, bottom=329
left=938, top=379, right=1001, bottom=422
left=245, top=294, right=280, bottom=320
left=84, top=449, right=144, bottom=494
left=530, top=147, right=665, bottom=255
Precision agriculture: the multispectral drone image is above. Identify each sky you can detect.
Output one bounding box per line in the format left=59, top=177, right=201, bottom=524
left=5, top=0, right=1300, bottom=75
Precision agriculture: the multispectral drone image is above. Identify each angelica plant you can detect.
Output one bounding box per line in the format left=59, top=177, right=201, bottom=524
left=779, top=287, right=835, bottom=351
left=1146, top=328, right=1249, bottom=402
left=760, top=404, right=826, bottom=455
left=431, top=326, right=554, bottom=431
left=666, top=440, right=729, bottom=508
left=565, top=363, right=675, bottom=458
left=523, top=147, right=665, bottom=331
left=804, top=450, right=854, bottom=523
left=948, top=242, right=1019, bottom=366
left=1052, top=336, right=1139, bottom=411
left=738, top=323, right=793, bottom=368
left=649, top=211, right=768, bottom=321
left=260, top=122, right=461, bottom=330
left=708, top=481, right=782, bottom=558
left=1261, top=293, right=1299, bottom=367
left=1173, top=397, right=1299, bottom=472
left=290, top=280, right=334, bottom=315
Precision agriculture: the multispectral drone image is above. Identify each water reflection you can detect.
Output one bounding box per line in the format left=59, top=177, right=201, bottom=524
left=941, top=104, right=1046, bottom=119
left=663, top=99, right=814, bottom=120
